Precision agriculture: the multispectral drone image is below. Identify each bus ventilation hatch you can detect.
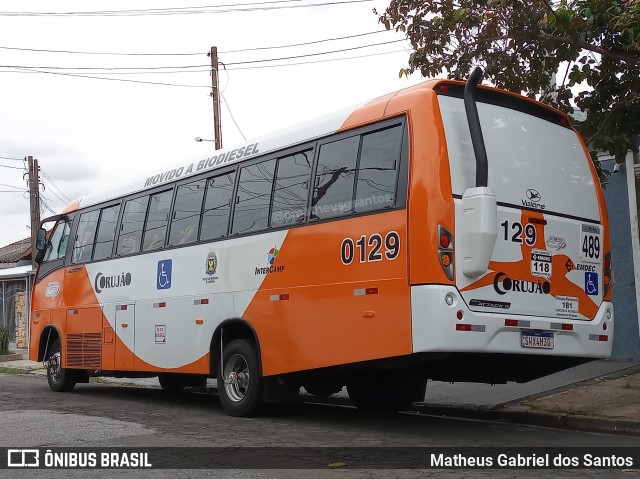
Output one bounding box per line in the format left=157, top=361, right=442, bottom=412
left=66, top=333, right=102, bottom=368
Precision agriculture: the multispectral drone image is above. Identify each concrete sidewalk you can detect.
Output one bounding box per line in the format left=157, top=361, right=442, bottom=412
left=1, top=353, right=639, bottom=436
left=414, top=362, right=640, bottom=437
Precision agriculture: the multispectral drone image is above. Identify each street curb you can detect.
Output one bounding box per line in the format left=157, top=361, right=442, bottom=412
left=302, top=394, right=640, bottom=437
left=492, top=409, right=640, bottom=437
left=0, top=354, right=25, bottom=363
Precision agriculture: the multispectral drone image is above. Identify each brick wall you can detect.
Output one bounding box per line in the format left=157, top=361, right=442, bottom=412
left=14, top=291, right=27, bottom=349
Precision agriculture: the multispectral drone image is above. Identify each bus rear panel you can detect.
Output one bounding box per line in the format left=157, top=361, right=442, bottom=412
left=409, top=82, right=612, bottom=383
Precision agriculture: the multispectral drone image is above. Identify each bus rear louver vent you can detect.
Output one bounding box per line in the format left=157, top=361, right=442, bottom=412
left=66, top=333, right=102, bottom=369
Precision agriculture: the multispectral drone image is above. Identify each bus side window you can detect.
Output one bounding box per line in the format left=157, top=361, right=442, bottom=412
left=201, top=172, right=235, bottom=241
left=142, top=190, right=173, bottom=251
left=71, top=210, right=100, bottom=264
left=231, top=159, right=277, bottom=235
left=354, top=125, right=402, bottom=213
left=168, top=179, right=206, bottom=246
left=116, top=196, right=150, bottom=256
left=43, top=220, right=72, bottom=263
left=311, top=136, right=359, bottom=220
left=93, top=205, right=121, bottom=261
left=270, top=150, right=312, bottom=227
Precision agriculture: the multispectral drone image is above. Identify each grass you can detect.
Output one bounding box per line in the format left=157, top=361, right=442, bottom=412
left=0, top=367, right=23, bottom=375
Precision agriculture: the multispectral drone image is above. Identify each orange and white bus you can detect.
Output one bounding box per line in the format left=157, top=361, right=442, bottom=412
left=30, top=68, right=613, bottom=416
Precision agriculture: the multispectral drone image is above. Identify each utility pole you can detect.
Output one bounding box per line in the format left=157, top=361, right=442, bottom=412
left=27, top=156, right=41, bottom=269
left=209, top=46, right=223, bottom=150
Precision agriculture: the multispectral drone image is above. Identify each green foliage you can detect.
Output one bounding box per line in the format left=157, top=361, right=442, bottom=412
left=375, top=0, right=640, bottom=187
left=0, top=326, right=10, bottom=355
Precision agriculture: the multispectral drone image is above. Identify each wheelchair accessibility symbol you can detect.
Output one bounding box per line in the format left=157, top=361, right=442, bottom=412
left=584, top=272, right=598, bottom=296
left=157, top=259, right=172, bottom=290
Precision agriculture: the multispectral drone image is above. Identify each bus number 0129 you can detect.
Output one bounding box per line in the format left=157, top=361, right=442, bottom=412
left=341, top=232, right=400, bottom=265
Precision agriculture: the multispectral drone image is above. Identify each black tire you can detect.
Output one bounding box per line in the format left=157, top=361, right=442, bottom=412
left=159, top=374, right=207, bottom=393
left=46, top=339, right=77, bottom=392
left=217, top=339, right=263, bottom=417
left=347, top=376, right=425, bottom=413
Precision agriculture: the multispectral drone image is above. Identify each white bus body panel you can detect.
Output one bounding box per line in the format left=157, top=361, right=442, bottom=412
left=84, top=230, right=288, bottom=369
left=411, top=285, right=613, bottom=358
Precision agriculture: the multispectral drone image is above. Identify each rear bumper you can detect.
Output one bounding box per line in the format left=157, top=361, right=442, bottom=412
left=411, top=285, right=613, bottom=358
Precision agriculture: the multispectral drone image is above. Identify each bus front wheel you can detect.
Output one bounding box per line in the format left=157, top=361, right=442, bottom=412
left=46, top=339, right=77, bottom=392
left=217, top=339, right=263, bottom=417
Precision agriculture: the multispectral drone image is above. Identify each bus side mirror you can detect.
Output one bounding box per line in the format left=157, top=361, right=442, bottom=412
left=36, top=228, right=47, bottom=251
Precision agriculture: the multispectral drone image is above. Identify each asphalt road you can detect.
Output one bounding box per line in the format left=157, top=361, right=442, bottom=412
left=1, top=373, right=639, bottom=479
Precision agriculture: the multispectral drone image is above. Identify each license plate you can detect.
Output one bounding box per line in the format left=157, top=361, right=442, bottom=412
left=521, top=331, right=554, bottom=349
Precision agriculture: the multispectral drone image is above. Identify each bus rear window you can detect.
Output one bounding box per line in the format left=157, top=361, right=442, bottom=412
left=438, top=94, right=600, bottom=221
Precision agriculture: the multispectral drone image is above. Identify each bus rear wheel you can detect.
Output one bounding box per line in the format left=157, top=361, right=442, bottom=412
left=217, top=339, right=263, bottom=417
left=46, top=339, right=77, bottom=392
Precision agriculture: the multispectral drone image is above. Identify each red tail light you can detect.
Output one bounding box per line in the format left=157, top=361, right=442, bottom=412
left=438, top=225, right=454, bottom=281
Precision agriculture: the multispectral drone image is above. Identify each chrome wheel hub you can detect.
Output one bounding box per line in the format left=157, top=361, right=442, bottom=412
left=223, top=354, right=250, bottom=403
left=48, top=351, right=61, bottom=383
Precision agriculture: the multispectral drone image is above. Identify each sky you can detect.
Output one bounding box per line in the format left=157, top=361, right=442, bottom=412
left=0, top=0, right=426, bottom=248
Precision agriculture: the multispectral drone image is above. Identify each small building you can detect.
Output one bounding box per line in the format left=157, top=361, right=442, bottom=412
left=0, top=237, right=34, bottom=349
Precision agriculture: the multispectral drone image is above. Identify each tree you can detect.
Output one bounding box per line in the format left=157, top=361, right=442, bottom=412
left=375, top=0, right=640, bottom=186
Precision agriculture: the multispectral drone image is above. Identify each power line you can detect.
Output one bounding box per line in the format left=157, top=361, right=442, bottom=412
left=40, top=169, right=72, bottom=203
left=39, top=196, right=58, bottom=215
left=0, top=0, right=372, bottom=17
left=0, top=48, right=405, bottom=84
left=0, top=155, right=24, bottom=161
left=0, top=67, right=212, bottom=76
left=0, top=30, right=391, bottom=57
left=221, top=94, right=246, bottom=141
left=0, top=39, right=406, bottom=74
left=41, top=182, right=71, bottom=205
left=2, top=66, right=210, bottom=88
left=45, top=189, right=70, bottom=205
left=0, top=182, right=27, bottom=191
left=0, top=63, right=210, bottom=71
left=0, top=0, right=307, bottom=16
left=220, top=30, right=390, bottom=53
left=0, top=41, right=402, bottom=71
left=222, top=39, right=405, bottom=66
left=0, top=164, right=24, bottom=170
left=0, top=45, right=203, bottom=56
left=225, top=49, right=406, bottom=71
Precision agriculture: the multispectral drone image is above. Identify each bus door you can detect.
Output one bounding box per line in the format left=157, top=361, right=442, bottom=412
left=32, top=217, right=73, bottom=365
left=114, top=304, right=135, bottom=370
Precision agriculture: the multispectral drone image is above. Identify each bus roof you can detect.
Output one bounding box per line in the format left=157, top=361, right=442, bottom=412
left=67, top=79, right=570, bottom=213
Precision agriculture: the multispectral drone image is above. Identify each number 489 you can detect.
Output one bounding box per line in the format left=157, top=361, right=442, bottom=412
left=582, top=234, right=600, bottom=259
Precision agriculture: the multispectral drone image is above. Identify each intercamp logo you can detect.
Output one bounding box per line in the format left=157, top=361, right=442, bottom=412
left=7, top=449, right=40, bottom=467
